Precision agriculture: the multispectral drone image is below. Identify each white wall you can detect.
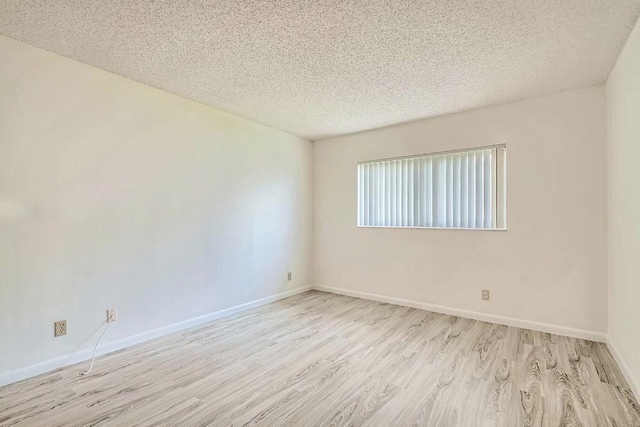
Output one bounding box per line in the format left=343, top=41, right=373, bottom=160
left=606, top=18, right=640, bottom=396
left=314, top=86, right=607, bottom=336
left=0, top=36, right=313, bottom=378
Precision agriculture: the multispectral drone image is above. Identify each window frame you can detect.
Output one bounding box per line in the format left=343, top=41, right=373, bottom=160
left=356, top=144, right=507, bottom=231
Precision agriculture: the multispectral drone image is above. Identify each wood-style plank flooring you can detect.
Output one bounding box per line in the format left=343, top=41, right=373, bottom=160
left=1, top=291, right=638, bottom=426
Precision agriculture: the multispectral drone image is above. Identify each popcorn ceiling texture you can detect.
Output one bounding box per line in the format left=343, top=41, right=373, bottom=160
left=1, top=1, right=639, bottom=140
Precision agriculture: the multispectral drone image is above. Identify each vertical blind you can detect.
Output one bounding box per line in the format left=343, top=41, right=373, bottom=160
left=357, top=145, right=506, bottom=229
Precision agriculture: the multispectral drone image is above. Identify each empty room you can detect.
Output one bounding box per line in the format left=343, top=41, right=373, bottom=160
left=1, top=1, right=639, bottom=425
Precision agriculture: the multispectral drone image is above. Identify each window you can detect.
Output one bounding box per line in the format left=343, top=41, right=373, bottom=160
left=357, top=145, right=506, bottom=229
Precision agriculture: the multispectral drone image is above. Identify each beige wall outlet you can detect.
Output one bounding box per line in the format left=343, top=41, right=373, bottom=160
left=54, top=320, right=67, bottom=337
left=482, top=289, right=490, bottom=301
left=107, top=308, right=118, bottom=323
left=287, top=272, right=292, bottom=281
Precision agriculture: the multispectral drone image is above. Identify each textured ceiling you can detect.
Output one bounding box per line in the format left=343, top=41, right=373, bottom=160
left=1, top=1, right=639, bottom=140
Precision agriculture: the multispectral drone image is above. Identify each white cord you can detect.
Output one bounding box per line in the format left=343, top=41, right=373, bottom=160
left=80, top=322, right=111, bottom=376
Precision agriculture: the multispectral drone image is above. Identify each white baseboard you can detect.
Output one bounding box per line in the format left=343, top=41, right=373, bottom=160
left=0, top=286, right=311, bottom=388
left=312, top=285, right=606, bottom=343
left=606, top=337, right=640, bottom=399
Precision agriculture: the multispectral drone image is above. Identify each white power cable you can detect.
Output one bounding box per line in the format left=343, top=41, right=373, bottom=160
left=80, top=322, right=112, bottom=376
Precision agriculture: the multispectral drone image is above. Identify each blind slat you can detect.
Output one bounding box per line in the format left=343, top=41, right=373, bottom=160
left=461, top=153, right=468, bottom=228
left=426, top=157, right=433, bottom=227
left=446, top=155, right=453, bottom=227
left=408, top=160, right=414, bottom=226
left=476, top=151, right=483, bottom=228
left=484, top=149, right=493, bottom=228
left=469, top=152, right=476, bottom=227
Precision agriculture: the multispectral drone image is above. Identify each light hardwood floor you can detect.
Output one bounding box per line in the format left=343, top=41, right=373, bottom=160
left=1, top=291, right=638, bottom=426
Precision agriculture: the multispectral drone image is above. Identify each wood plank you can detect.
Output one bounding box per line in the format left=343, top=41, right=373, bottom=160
left=0, top=291, right=638, bottom=426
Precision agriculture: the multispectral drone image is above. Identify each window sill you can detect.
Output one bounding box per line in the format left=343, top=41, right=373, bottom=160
left=357, top=225, right=507, bottom=231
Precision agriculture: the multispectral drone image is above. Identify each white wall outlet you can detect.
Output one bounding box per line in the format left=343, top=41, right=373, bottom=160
left=482, top=289, right=490, bottom=301
left=54, top=320, right=67, bottom=337
left=107, top=308, right=118, bottom=323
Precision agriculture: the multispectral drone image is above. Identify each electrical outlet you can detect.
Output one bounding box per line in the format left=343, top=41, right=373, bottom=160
left=107, top=308, right=118, bottom=323
left=482, top=289, right=490, bottom=301
left=287, top=272, right=292, bottom=281
left=54, top=320, right=67, bottom=337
